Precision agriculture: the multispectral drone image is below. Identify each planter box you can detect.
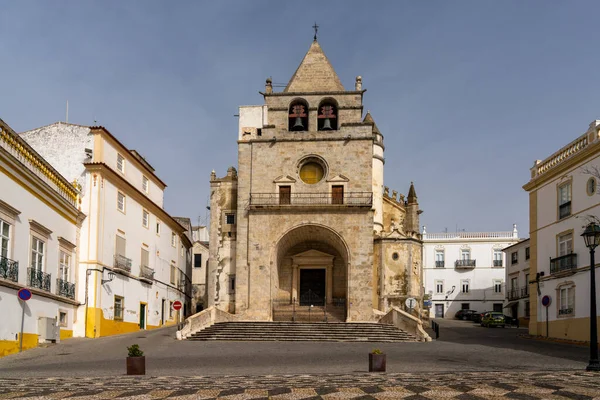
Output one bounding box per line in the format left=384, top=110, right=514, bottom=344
left=369, top=353, right=386, bottom=372
left=126, top=356, right=145, bottom=375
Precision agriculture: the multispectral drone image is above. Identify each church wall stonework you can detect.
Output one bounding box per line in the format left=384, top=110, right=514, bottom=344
left=207, top=39, right=424, bottom=325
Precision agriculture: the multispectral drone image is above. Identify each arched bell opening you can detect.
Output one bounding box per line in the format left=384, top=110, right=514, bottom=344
left=317, top=99, right=338, bottom=131
left=272, top=224, right=349, bottom=322
left=288, top=99, right=309, bottom=132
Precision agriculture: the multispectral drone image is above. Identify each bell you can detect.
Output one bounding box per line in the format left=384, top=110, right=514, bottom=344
left=293, top=117, right=304, bottom=130
left=322, top=118, right=333, bottom=130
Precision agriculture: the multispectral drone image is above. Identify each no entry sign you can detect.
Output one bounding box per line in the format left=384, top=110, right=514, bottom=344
left=172, top=300, right=182, bottom=311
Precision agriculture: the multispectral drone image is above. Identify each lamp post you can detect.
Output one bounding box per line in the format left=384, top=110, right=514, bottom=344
left=581, top=223, right=600, bottom=371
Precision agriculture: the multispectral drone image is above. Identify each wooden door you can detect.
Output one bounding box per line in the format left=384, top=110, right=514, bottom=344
left=279, top=186, right=291, bottom=205
left=332, top=185, right=344, bottom=205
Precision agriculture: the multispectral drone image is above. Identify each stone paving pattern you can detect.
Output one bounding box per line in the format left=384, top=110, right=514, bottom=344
left=1, top=371, right=599, bottom=399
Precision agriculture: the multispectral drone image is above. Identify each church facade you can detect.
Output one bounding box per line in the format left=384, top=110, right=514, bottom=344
left=207, top=39, right=423, bottom=322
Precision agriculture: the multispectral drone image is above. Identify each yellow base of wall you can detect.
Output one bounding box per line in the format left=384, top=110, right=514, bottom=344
left=531, top=316, right=600, bottom=343
left=0, top=329, right=74, bottom=358
left=0, top=333, right=39, bottom=358
left=86, top=307, right=164, bottom=338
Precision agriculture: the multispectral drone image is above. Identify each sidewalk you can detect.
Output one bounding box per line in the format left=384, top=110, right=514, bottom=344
left=0, top=371, right=598, bottom=399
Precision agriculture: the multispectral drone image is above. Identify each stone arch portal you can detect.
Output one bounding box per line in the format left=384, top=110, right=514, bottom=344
left=273, top=224, right=349, bottom=321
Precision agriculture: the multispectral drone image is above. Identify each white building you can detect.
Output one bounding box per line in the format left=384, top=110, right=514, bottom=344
left=423, top=226, right=519, bottom=318
left=20, top=122, right=192, bottom=338
left=0, top=118, right=85, bottom=357
left=191, top=225, right=209, bottom=313
left=523, top=119, right=600, bottom=342
left=503, top=238, right=530, bottom=326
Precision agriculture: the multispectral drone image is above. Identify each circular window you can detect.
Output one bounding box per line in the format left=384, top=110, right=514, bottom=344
left=587, top=177, right=596, bottom=196
left=299, top=158, right=326, bottom=184
left=392, top=252, right=399, bottom=261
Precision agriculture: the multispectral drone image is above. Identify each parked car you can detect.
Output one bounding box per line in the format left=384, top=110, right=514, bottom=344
left=455, top=309, right=478, bottom=320
left=472, top=311, right=491, bottom=323
left=480, top=312, right=506, bottom=328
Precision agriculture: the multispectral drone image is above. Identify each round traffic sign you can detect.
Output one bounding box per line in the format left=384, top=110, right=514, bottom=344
left=405, top=297, right=417, bottom=309
left=172, top=300, right=182, bottom=311
left=17, top=288, right=32, bottom=301
left=542, top=295, right=551, bottom=307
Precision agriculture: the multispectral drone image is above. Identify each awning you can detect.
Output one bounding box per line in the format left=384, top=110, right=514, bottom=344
left=504, top=300, right=519, bottom=308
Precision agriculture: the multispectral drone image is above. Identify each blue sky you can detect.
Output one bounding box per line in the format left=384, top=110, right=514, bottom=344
left=1, top=1, right=599, bottom=234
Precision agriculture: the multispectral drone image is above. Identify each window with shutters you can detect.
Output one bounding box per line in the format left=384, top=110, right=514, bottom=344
left=558, top=182, right=571, bottom=219
left=0, top=219, right=10, bottom=259
left=558, top=233, right=573, bottom=256
left=141, top=248, right=149, bottom=268
left=117, top=154, right=125, bottom=173
left=117, top=192, right=126, bottom=213
left=435, top=280, right=444, bottom=294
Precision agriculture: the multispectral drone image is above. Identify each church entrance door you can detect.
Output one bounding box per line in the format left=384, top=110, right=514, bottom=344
left=299, top=269, right=326, bottom=306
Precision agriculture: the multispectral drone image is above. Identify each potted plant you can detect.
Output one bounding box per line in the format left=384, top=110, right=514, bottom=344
left=126, top=344, right=145, bottom=375
left=369, top=348, right=386, bottom=372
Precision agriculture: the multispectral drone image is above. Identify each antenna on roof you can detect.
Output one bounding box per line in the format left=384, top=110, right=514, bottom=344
left=66, top=100, right=69, bottom=123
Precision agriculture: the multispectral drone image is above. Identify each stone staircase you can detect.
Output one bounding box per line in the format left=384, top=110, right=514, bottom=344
left=272, top=304, right=346, bottom=322
left=187, top=321, right=418, bottom=342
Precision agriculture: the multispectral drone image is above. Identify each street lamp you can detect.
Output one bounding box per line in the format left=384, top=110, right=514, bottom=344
left=581, top=223, right=600, bottom=371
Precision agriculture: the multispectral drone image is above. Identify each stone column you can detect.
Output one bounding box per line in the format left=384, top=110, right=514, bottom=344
left=291, top=265, right=298, bottom=303
left=327, top=264, right=333, bottom=304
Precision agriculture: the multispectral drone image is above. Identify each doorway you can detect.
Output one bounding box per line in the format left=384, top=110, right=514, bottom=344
left=161, top=299, right=166, bottom=325
left=299, top=269, right=326, bottom=305
left=139, top=303, right=147, bottom=329
left=435, top=304, right=444, bottom=318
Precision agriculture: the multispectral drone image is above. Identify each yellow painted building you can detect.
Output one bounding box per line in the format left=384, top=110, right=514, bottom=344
left=21, top=123, right=193, bottom=339
left=0, top=118, right=85, bottom=357
left=523, top=119, right=600, bottom=343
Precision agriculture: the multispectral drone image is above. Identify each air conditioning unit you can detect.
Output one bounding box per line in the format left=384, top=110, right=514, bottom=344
left=38, top=317, right=59, bottom=343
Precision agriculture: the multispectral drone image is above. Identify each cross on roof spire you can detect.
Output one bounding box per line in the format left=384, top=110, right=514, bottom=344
left=313, top=22, right=319, bottom=41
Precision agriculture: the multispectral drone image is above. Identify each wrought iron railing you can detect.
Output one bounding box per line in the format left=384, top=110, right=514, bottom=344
left=494, top=260, right=503, bottom=267
left=56, top=278, right=75, bottom=299
left=507, top=288, right=521, bottom=301
left=0, top=256, right=18, bottom=282
left=521, top=286, right=529, bottom=298
left=300, top=289, right=325, bottom=306
left=550, top=253, right=577, bottom=274
left=140, top=265, right=154, bottom=281
left=249, top=192, right=373, bottom=207
left=455, top=259, right=476, bottom=268
left=114, top=254, right=132, bottom=272
left=435, top=260, right=445, bottom=268
left=559, top=202, right=571, bottom=219
left=28, top=268, right=51, bottom=291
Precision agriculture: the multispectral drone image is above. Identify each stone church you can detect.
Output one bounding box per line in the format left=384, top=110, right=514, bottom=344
left=207, top=38, right=423, bottom=322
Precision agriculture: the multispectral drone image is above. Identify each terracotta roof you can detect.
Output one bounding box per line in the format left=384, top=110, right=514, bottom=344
left=284, top=41, right=345, bottom=93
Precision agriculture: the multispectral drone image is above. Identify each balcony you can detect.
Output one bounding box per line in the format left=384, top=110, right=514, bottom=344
left=559, top=201, right=571, bottom=219
left=507, top=288, right=520, bottom=301
left=455, top=259, right=476, bottom=269
left=507, top=286, right=529, bottom=301
left=114, top=254, right=132, bottom=273
left=494, top=260, right=503, bottom=267
left=550, top=253, right=577, bottom=275
left=139, top=265, right=154, bottom=284
left=0, top=256, right=18, bottom=282
left=56, top=278, right=75, bottom=299
left=435, top=260, right=445, bottom=268
left=249, top=192, right=373, bottom=208
left=28, top=268, right=51, bottom=292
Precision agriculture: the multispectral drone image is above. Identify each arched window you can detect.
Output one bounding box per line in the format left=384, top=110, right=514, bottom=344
left=318, top=100, right=337, bottom=131
left=288, top=99, right=308, bottom=132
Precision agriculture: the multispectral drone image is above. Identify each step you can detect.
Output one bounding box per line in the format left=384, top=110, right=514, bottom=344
left=186, top=322, right=418, bottom=342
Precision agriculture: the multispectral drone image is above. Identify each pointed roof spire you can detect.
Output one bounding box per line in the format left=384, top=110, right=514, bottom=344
left=407, top=181, right=418, bottom=204
left=284, top=41, right=345, bottom=93
left=363, top=111, right=381, bottom=134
